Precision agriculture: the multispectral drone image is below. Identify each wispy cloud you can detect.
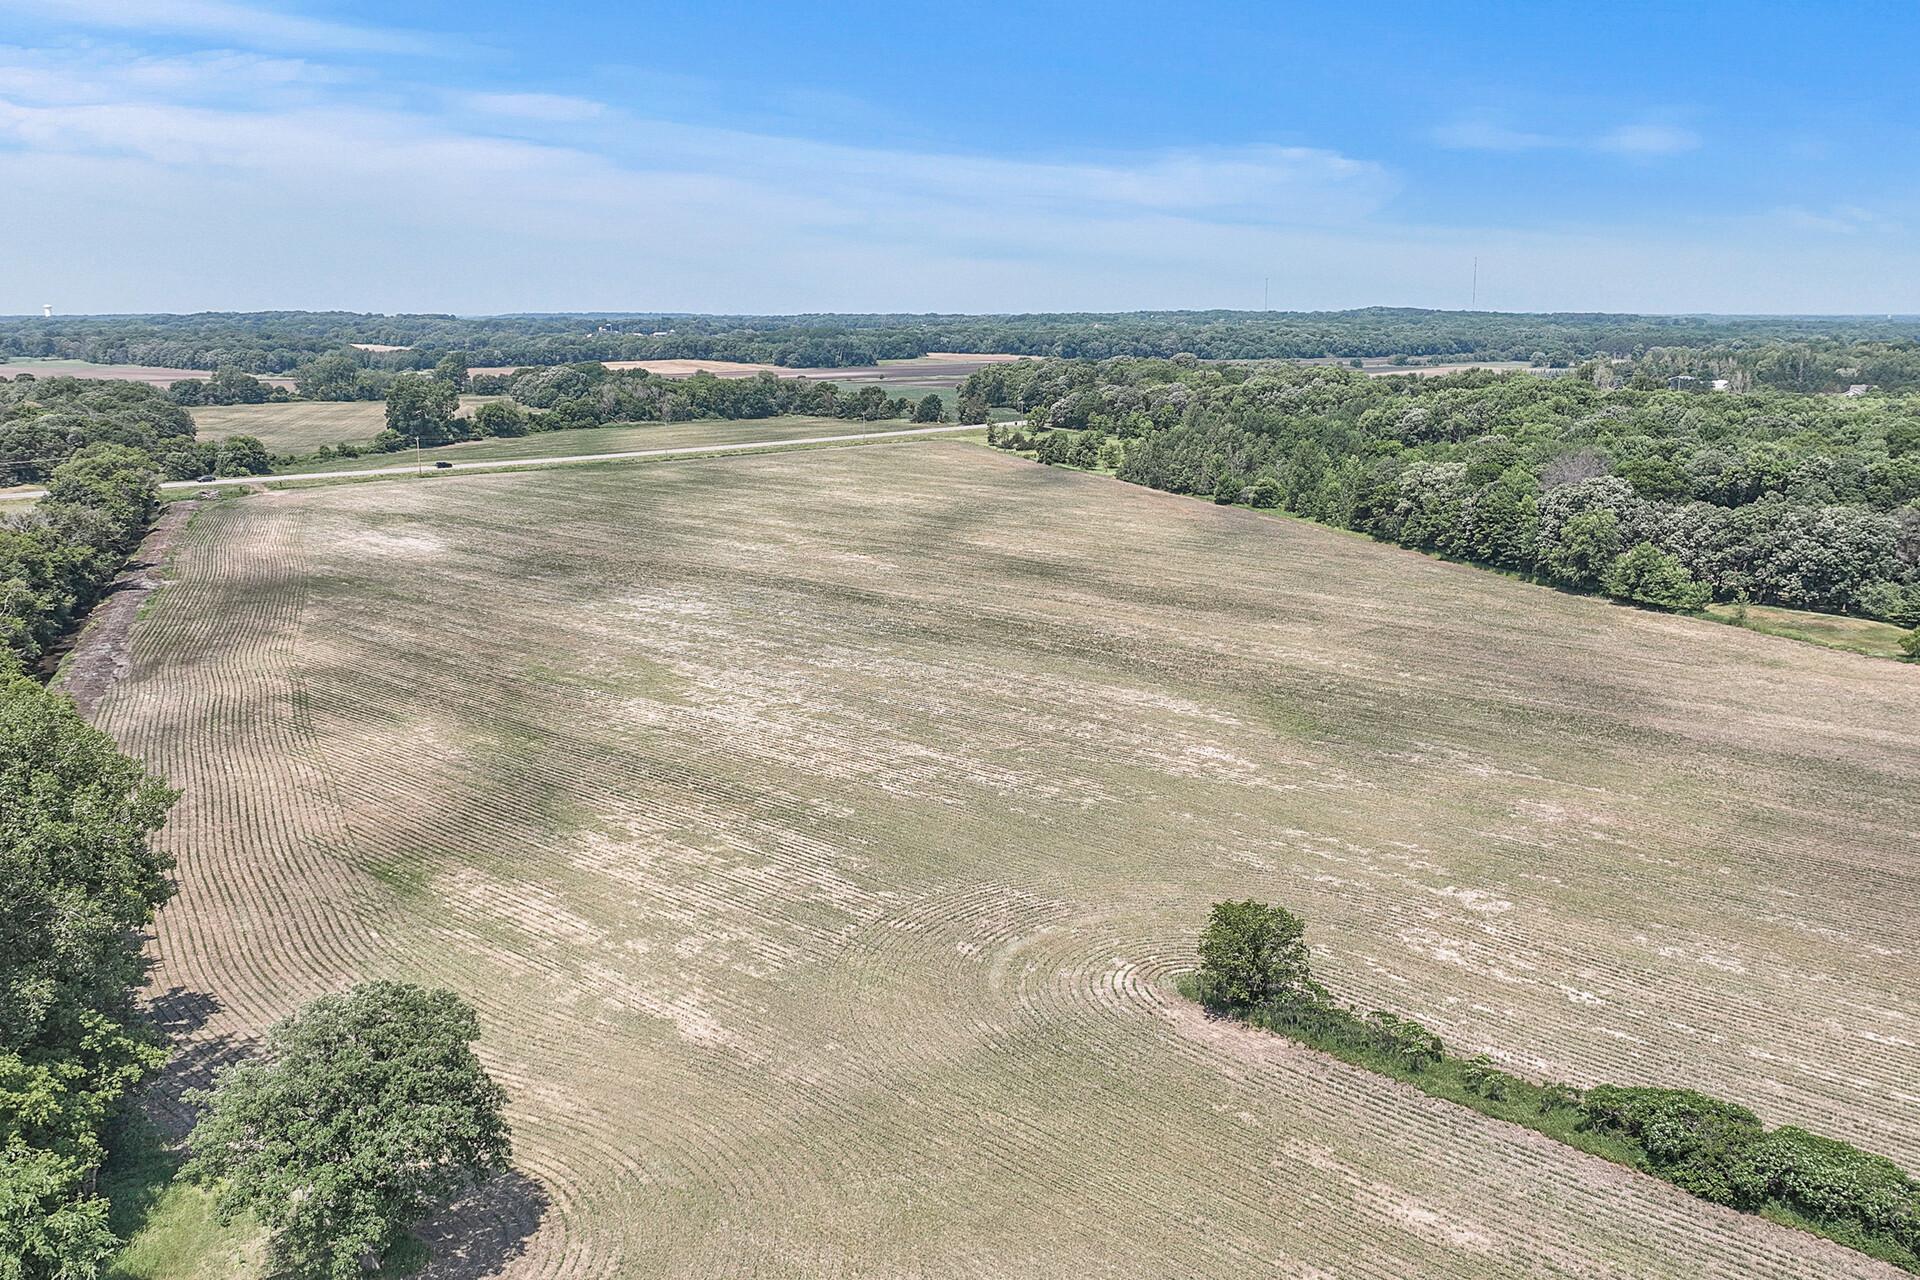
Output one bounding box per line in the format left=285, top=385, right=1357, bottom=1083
left=0, top=27, right=1910, bottom=315
left=1434, top=116, right=1702, bottom=157
left=0, top=0, right=440, bottom=54
left=1593, top=123, right=1700, bottom=156
left=1431, top=120, right=1557, bottom=151
left=1772, top=204, right=1901, bottom=236
left=453, top=92, right=607, bottom=124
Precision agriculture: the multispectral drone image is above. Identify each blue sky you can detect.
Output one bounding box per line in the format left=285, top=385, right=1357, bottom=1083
left=0, top=0, right=1914, bottom=315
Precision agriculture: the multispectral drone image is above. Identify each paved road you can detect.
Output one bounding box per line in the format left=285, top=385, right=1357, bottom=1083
left=0, top=423, right=984, bottom=501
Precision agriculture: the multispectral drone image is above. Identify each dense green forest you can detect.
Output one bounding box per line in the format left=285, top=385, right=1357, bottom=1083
left=0, top=443, right=168, bottom=663
left=966, top=358, right=1920, bottom=624
left=4, top=309, right=1917, bottom=379
left=0, top=378, right=272, bottom=484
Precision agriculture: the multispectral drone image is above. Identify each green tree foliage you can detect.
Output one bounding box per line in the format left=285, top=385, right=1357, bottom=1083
left=1891, top=418, right=1920, bottom=459
left=1192, top=900, right=1311, bottom=1010
left=384, top=377, right=460, bottom=446
left=912, top=393, right=945, bottom=423
left=1602, top=543, right=1711, bottom=612
left=293, top=353, right=391, bottom=402
left=976, top=358, right=1920, bottom=619
left=470, top=401, right=529, bottom=438
left=1, top=444, right=161, bottom=663
left=0, top=379, right=195, bottom=484
left=432, top=354, right=470, bottom=391
left=214, top=435, right=271, bottom=477
left=185, top=983, right=512, bottom=1280
left=1900, top=628, right=1920, bottom=662
left=0, top=656, right=178, bottom=1279
left=1856, top=579, right=1920, bottom=627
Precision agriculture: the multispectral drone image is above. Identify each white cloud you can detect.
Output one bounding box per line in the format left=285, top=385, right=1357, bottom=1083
left=0, top=41, right=1907, bottom=315
left=0, top=43, right=345, bottom=105
left=0, top=0, right=439, bottom=54
left=1593, top=123, right=1701, bottom=156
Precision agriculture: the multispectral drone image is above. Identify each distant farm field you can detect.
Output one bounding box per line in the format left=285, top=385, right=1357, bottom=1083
left=91, top=445, right=1920, bottom=1278
left=194, top=396, right=499, bottom=452
left=270, top=414, right=950, bottom=473
left=0, top=357, right=296, bottom=388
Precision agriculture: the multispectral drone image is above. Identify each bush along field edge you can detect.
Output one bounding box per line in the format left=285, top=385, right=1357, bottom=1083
left=1182, top=900, right=1920, bottom=1273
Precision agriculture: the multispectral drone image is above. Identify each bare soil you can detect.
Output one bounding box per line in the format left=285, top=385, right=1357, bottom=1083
left=53, top=499, right=203, bottom=713
left=93, top=447, right=1919, bottom=1279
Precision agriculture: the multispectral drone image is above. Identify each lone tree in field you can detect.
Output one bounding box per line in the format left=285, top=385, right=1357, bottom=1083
left=912, top=393, right=945, bottom=422
left=186, top=982, right=512, bottom=1280
left=1193, top=899, right=1313, bottom=1010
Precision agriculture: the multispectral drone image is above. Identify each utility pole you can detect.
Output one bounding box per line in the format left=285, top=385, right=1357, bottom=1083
left=1263, top=277, right=1270, bottom=311
left=1471, top=257, right=1479, bottom=310
left=414, top=435, right=421, bottom=477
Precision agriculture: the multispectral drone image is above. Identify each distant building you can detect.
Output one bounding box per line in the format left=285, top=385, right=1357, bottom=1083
left=1668, top=375, right=1703, bottom=391
left=1845, top=384, right=1872, bottom=397
left=1711, top=378, right=1730, bottom=391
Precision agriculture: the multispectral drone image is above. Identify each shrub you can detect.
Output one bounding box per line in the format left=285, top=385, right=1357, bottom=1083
left=1580, top=1086, right=1766, bottom=1207
left=1459, top=1054, right=1514, bottom=1101
left=1901, top=628, right=1920, bottom=663
left=1857, top=579, right=1920, bottom=628
left=1363, top=1011, right=1445, bottom=1069
left=1602, top=542, right=1711, bottom=612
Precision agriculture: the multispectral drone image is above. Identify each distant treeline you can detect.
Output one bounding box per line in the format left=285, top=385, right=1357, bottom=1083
left=1186, top=900, right=1920, bottom=1274
left=0, top=378, right=270, bottom=484
left=969, top=358, right=1920, bottom=623
left=4, top=309, right=1918, bottom=376
left=328, top=361, right=944, bottom=458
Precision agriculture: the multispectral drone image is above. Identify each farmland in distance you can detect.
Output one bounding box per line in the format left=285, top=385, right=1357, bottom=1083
left=192, top=396, right=501, bottom=452
left=91, top=443, right=1920, bottom=1278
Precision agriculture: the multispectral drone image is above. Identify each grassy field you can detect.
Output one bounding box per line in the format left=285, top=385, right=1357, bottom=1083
left=89, top=444, right=1919, bottom=1278
left=1703, top=600, right=1913, bottom=659
left=193, top=397, right=499, bottom=452
left=269, top=414, right=954, bottom=473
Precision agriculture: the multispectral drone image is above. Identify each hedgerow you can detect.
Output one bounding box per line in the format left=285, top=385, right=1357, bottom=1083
left=1184, top=900, right=1920, bottom=1272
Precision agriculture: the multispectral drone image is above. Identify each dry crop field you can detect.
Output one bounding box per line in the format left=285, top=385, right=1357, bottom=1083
left=0, top=357, right=297, bottom=388
left=88, top=443, right=1920, bottom=1278
left=192, top=396, right=500, bottom=452
left=470, top=352, right=1030, bottom=388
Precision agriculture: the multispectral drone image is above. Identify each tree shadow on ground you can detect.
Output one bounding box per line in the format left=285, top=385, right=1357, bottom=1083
left=412, top=1171, right=552, bottom=1280
left=141, top=985, right=253, bottom=1136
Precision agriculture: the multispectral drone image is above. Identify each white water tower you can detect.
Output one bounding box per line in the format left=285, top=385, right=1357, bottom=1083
left=41, top=304, right=52, bottom=318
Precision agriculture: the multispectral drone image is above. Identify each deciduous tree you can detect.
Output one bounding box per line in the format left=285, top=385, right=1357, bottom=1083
left=186, top=982, right=512, bottom=1280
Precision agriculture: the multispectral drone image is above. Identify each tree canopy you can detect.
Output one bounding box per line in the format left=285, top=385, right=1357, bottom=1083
left=185, top=982, right=512, bottom=1280
left=0, top=655, right=178, bottom=1279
